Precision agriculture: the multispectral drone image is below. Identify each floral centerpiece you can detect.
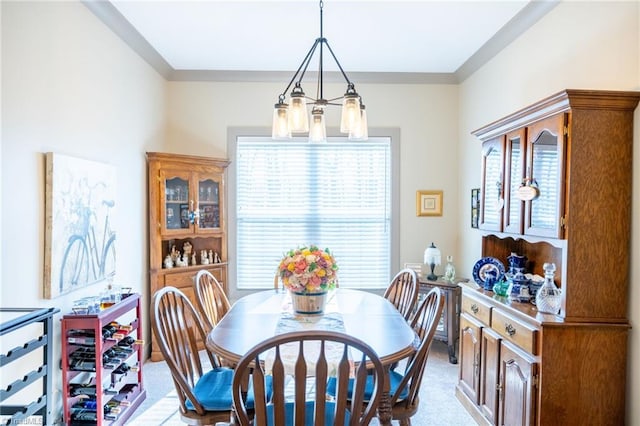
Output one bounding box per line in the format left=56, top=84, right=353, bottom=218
left=278, top=245, right=339, bottom=294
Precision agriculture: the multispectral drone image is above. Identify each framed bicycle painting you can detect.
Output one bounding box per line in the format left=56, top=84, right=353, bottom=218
left=44, top=153, right=117, bottom=298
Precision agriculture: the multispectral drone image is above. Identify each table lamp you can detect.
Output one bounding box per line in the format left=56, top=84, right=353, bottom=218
left=424, top=242, right=441, bottom=281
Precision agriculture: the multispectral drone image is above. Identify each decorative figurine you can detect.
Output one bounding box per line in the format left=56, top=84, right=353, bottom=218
left=175, top=254, right=188, bottom=267
left=183, top=242, right=193, bottom=260
left=191, top=253, right=196, bottom=266
left=201, top=250, right=210, bottom=265
left=443, top=255, right=456, bottom=282
left=163, top=255, right=174, bottom=269
left=214, top=252, right=221, bottom=263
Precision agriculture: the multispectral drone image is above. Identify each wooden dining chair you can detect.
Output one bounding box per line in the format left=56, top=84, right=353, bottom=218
left=274, top=271, right=281, bottom=291
left=326, top=287, right=443, bottom=425
left=193, top=269, right=231, bottom=332
left=387, top=287, right=444, bottom=425
left=383, top=268, right=419, bottom=321
left=231, top=330, right=385, bottom=426
left=150, top=286, right=235, bottom=425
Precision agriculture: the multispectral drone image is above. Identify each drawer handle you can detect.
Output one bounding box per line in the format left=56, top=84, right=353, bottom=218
left=505, top=323, right=516, bottom=336
left=471, top=304, right=479, bottom=314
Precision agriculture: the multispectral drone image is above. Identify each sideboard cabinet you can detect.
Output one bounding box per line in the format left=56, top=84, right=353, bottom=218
left=457, top=90, right=639, bottom=425
left=147, top=152, right=230, bottom=361
left=417, top=277, right=464, bottom=364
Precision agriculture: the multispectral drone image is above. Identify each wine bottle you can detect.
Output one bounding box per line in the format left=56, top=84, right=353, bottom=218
left=117, top=336, right=135, bottom=347
left=70, top=384, right=97, bottom=397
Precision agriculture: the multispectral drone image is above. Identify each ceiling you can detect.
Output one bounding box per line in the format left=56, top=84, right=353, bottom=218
left=85, top=1, right=558, bottom=83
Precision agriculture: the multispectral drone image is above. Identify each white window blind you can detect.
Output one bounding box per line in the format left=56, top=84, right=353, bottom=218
left=235, top=136, right=391, bottom=290
left=483, top=148, right=502, bottom=226
left=530, top=136, right=559, bottom=229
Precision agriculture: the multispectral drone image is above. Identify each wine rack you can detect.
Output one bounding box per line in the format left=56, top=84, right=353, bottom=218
left=61, top=294, right=146, bottom=425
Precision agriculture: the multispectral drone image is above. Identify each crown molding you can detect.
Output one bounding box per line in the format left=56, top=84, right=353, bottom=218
left=84, top=0, right=558, bottom=85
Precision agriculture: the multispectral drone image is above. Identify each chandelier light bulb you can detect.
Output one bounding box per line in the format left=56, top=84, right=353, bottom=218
left=349, top=104, right=368, bottom=140
left=272, top=102, right=291, bottom=139
left=288, top=87, right=309, bottom=133
left=340, top=92, right=362, bottom=133
left=309, top=108, right=327, bottom=143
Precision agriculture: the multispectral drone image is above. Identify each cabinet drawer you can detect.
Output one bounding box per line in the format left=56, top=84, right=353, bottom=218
left=461, top=295, right=492, bottom=325
left=163, top=271, right=197, bottom=288
left=490, top=309, right=538, bottom=355
left=162, top=267, right=224, bottom=289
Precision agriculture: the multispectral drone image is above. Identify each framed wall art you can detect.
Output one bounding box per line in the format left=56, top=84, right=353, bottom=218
left=471, top=188, right=480, bottom=228
left=44, top=153, right=117, bottom=299
left=416, top=190, right=443, bottom=217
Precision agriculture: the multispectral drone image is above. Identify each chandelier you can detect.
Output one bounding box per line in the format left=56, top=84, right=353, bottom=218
left=271, top=0, right=368, bottom=143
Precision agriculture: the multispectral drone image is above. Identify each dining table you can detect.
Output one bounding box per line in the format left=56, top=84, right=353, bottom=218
left=206, top=288, right=417, bottom=426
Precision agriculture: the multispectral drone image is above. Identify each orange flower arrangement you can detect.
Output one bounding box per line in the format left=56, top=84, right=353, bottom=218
left=278, top=245, right=338, bottom=293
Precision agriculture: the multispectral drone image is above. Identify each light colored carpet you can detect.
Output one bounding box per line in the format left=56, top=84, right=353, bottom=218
left=129, top=341, right=477, bottom=425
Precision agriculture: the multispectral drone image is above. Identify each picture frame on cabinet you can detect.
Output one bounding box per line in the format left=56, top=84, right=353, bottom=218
left=416, top=190, right=443, bottom=216
left=179, top=204, right=189, bottom=228
left=471, top=188, right=480, bottom=228
left=403, top=262, right=424, bottom=278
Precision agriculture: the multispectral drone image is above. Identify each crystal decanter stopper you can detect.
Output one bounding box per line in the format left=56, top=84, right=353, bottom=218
left=535, top=262, right=562, bottom=314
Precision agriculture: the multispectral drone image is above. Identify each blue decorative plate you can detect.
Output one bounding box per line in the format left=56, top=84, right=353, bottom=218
left=472, top=257, right=506, bottom=286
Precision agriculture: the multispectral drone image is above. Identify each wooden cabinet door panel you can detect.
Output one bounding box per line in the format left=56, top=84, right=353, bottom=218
left=160, top=169, right=194, bottom=236
left=503, top=129, right=526, bottom=234
left=459, top=313, right=483, bottom=404
left=195, top=172, right=224, bottom=233
left=499, top=341, right=537, bottom=426
left=480, top=327, right=501, bottom=425
left=524, top=114, right=567, bottom=238
left=480, top=138, right=505, bottom=232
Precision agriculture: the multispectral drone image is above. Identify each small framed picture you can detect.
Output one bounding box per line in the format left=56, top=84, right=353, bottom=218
left=403, top=262, right=424, bottom=278
left=471, top=188, right=480, bottom=228
left=416, top=190, right=443, bottom=216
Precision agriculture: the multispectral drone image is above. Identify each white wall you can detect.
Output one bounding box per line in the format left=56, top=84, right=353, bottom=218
left=458, top=1, right=640, bottom=423
left=1, top=1, right=165, bottom=415
left=166, top=81, right=461, bottom=277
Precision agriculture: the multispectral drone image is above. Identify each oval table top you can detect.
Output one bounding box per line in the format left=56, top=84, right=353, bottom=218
left=206, top=288, right=417, bottom=366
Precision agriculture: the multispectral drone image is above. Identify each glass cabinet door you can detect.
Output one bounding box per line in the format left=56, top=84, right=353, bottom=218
left=503, top=129, right=526, bottom=234
left=479, top=138, right=505, bottom=232
left=196, top=176, right=221, bottom=231
left=161, top=171, right=192, bottom=234
left=524, top=114, right=566, bottom=238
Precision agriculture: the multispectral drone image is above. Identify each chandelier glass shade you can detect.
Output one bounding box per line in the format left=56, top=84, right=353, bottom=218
left=271, top=0, right=368, bottom=143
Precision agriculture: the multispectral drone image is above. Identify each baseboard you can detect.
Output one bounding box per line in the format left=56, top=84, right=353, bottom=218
left=455, top=385, right=492, bottom=426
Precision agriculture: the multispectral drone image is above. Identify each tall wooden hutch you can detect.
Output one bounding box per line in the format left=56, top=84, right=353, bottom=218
left=457, top=90, right=639, bottom=425
left=147, top=152, right=229, bottom=361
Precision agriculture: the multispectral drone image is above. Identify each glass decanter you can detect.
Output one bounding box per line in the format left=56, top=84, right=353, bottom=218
left=535, top=262, right=562, bottom=314
left=443, top=255, right=456, bottom=282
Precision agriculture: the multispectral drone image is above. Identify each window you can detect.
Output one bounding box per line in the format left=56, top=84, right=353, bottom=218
left=231, top=135, right=395, bottom=290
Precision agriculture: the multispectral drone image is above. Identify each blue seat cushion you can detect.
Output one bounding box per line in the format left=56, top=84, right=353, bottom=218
left=185, top=367, right=272, bottom=411
left=266, top=400, right=351, bottom=426
left=326, top=370, right=409, bottom=402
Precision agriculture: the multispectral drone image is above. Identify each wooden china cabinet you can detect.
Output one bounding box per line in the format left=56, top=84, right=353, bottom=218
left=457, top=90, right=640, bottom=425
left=147, top=152, right=230, bottom=361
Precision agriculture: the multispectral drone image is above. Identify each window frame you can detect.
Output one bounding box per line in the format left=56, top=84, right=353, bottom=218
left=227, top=127, right=400, bottom=301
